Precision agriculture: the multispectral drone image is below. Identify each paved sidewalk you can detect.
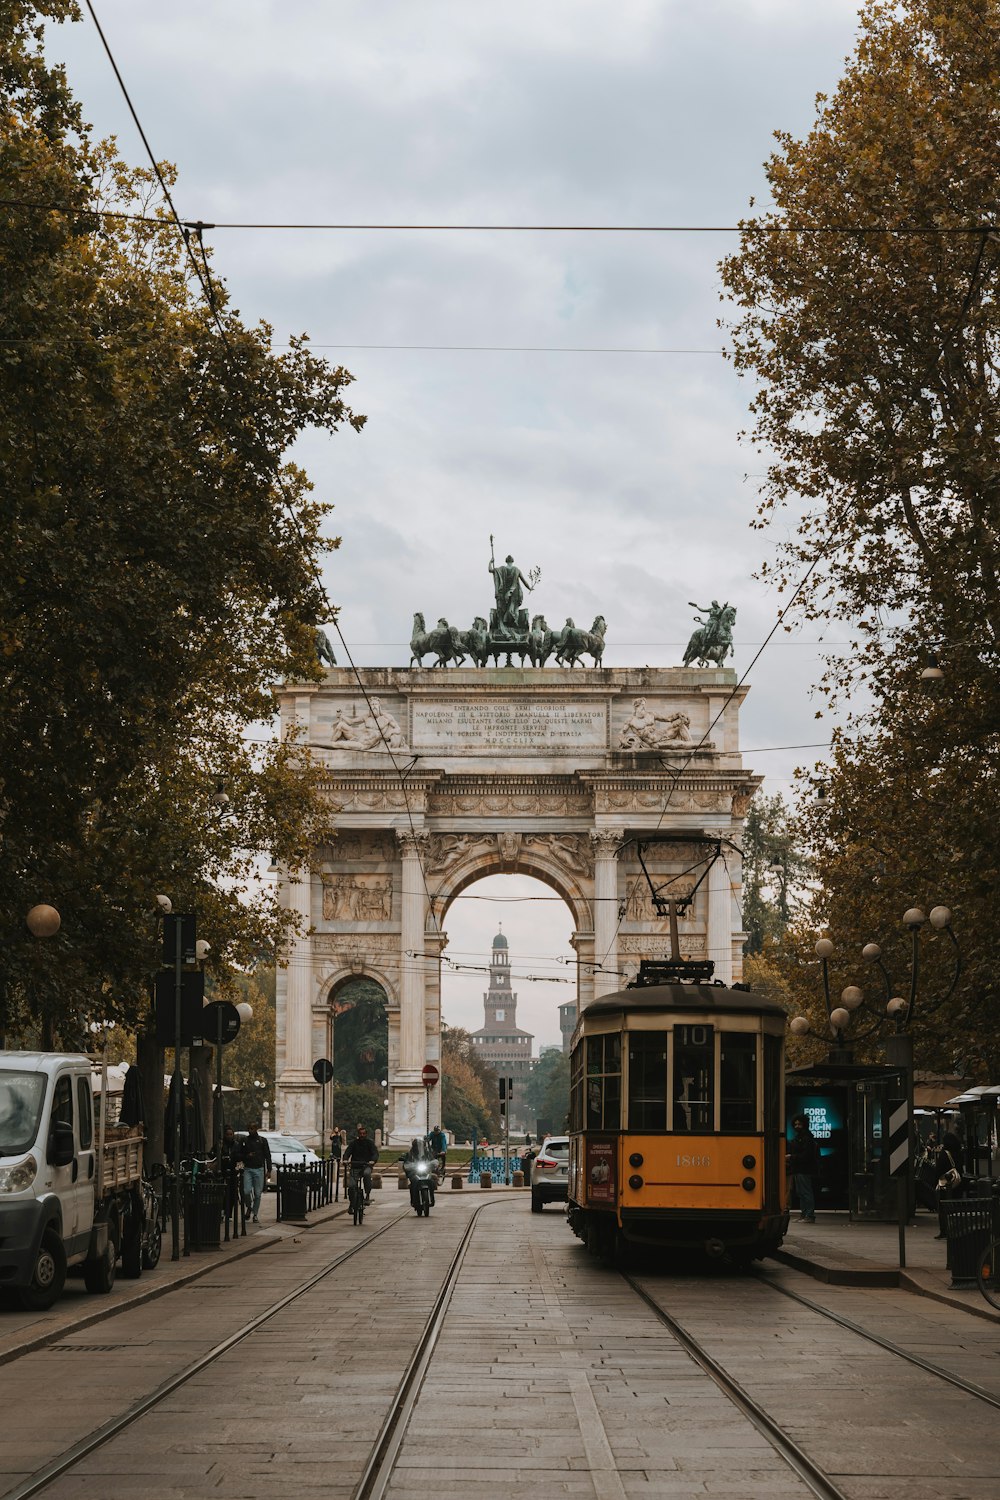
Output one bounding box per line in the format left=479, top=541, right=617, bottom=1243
left=0, top=1179, right=355, bottom=1365
left=773, top=1208, right=1000, bottom=1321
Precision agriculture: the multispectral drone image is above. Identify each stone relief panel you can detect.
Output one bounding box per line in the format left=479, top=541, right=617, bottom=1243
left=522, top=833, right=593, bottom=878
left=597, top=787, right=728, bottom=814
left=424, top=833, right=496, bottom=875
left=329, top=786, right=419, bottom=813
left=616, top=698, right=711, bottom=752
left=621, top=881, right=696, bottom=924
left=328, top=832, right=396, bottom=863
left=322, top=873, right=393, bottom=922
left=436, top=789, right=588, bottom=816
left=619, top=934, right=707, bottom=954
left=313, top=932, right=400, bottom=956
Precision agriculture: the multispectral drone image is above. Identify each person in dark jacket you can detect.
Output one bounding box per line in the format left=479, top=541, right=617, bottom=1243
left=787, top=1114, right=819, bottom=1223
left=935, top=1118, right=964, bottom=1238
left=428, top=1125, right=447, bottom=1176
left=241, top=1122, right=272, bottom=1223
left=344, top=1125, right=378, bottom=1204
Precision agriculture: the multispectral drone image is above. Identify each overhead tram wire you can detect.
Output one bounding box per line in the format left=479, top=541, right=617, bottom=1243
left=81, top=0, right=444, bottom=936
left=598, top=547, right=834, bottom=976
left=1, top=197, right=997, bottom=235
left=78, top=2, right=845, bottom=979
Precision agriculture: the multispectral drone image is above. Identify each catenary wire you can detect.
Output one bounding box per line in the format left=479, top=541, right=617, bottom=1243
left=79, top=1, right=835, bottom=993
left=598, top=546, right=834, bottom=974
left=2, top=197, right=997, bottom=234
left=80, top=0, right=447, bottom=937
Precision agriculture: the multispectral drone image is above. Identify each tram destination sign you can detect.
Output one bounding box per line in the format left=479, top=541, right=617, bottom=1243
left=410, top=698, right=608, bottom=753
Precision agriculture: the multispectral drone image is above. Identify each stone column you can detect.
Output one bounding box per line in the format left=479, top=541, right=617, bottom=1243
left=706, top=831, right=734, bottom=985
left=277, top=867, right=320, bottom=1138
left=393, top=830, right=429, bottom=1140
left=590, top=830, right=621, bottom=1001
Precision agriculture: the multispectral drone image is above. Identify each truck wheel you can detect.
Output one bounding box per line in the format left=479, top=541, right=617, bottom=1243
left=84, top=1233, right=117, bottom=1295
left=531, top=1189, right=543, bottom=1213
left=18, top=1230, right=66, bottom=1311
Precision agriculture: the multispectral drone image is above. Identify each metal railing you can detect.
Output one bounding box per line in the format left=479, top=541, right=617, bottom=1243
left=275, top=1159, right=337, bottom=1221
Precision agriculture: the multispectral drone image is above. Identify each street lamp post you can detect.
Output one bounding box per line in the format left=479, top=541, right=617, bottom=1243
left=790, top=904, right=961, bottom=1259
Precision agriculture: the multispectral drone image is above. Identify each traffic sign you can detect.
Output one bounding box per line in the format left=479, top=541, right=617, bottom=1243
left=201, top=1000, right=241, bottom=1046
left=421, top=1063, right=440, bottom=1088
left=313, top=1058, right=334, bottom=1085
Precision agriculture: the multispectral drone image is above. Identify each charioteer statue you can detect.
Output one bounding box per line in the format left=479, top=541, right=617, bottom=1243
left=488, top=541, right=536, bottom=642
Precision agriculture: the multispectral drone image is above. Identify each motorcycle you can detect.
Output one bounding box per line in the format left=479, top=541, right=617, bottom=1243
left=403, top=1155, right=436, bottom=1216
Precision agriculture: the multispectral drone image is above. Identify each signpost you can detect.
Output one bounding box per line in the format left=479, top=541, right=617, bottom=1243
left=203, top=1000, right=241, bottom=1175
left=888, top=1094, right=910, bottom=1268
left=313, top=1058, right=334, bottom=1159
left=422, top=1062, right=439, bottom=1139
left=499, top=1076, right=514, bottom=1184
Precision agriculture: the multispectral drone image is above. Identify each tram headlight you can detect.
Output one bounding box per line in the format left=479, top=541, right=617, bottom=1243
left=628, top=1174, right=643, bottom=1190
left=742, top=1154, right=756, bottom=1170
left=741, top=1176, right=756, bottom=1192
left=629, top=1152, right=643, bottom=1168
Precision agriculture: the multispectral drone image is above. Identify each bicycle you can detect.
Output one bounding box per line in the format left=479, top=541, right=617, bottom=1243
left=347, top=1164, right=370, bottom=1225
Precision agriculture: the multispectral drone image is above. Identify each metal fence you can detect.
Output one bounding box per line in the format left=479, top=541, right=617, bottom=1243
left=275, top=1159, right=337, bottom=1221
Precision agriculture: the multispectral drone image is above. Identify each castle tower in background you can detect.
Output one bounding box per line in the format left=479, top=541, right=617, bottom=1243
left=471, top=928, right=534, bottom=1131
left=559, top=1001, right=577, bottom=1056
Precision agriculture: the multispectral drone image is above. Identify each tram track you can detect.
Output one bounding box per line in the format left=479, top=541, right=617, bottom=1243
left=625, top=1264, right=1000, bottom=1500
left=756, top=1271, right=1000, bottom=1410
left=2, top=1195, right=505, bottom=1500
left=622, top=1272, right=851, bottom=1500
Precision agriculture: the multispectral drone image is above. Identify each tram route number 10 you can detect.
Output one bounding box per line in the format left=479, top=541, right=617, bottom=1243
left=675, top=1025, right=711, bottom=1046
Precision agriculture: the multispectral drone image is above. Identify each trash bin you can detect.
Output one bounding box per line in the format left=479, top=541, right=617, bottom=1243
left=279, top=1167, right=308, bottom=1221
left=941, top=1195, right=994, bottom=1286
left=187, top=1177, right=224, bottom=1250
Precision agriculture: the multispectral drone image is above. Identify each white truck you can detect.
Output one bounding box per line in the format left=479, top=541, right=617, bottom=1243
left=0, top=1051, right=157, bottom=1310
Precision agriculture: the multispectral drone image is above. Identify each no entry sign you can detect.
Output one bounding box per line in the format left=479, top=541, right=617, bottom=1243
left=421, top=1063, right=440, bottom=1088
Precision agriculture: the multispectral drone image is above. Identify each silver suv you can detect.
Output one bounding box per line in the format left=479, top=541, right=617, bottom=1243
left=530, top=1135, right=569, bottom=1212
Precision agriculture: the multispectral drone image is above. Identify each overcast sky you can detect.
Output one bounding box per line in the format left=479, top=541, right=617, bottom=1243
left=53, top=1, right=865, bottom=1047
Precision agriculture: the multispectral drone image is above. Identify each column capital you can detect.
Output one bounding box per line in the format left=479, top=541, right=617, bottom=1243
left=395, top=828, right=430, bottom=855
left=590, top=829, right=622, bottom=856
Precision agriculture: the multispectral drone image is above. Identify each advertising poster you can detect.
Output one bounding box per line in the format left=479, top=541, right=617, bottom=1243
left=586, top=1139, right=616, bottom=1204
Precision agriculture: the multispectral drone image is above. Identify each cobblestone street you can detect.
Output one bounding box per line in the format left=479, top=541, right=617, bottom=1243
left=2, top=1195, right=999, bottom=1500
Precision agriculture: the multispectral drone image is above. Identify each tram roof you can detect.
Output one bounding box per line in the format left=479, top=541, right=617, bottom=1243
left=577, top=984, right=788, bottom=1026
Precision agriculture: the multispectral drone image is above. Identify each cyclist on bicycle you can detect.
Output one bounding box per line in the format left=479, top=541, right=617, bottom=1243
left=344, top=1125, right=379, bottom=1205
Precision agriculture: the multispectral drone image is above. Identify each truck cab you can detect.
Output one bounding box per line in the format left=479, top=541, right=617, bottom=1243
left=0, top=1052, right=143, bottom=1309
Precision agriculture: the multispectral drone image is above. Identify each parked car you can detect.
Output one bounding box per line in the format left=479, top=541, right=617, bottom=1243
left=236, top=1131, right=321, bottom=1189
left=530, top=1135, right=569, bottom=1212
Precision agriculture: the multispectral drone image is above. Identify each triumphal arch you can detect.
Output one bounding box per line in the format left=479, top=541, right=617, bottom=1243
left=275, top=614, right=761, bottom=1144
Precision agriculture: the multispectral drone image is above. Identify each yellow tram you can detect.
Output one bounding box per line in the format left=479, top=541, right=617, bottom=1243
left=567, top=978, right=789, bottom=1266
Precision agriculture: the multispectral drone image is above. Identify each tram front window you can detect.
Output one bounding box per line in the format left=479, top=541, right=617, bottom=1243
left=720, top=1032, right=757, bottom=1131
left=628, top=1031, right=667, bottom=1130
left=673, top=1025, right=714, bottom=1132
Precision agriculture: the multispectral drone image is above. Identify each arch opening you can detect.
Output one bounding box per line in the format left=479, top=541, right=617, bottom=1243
left=440, top=871, right=576, bottom=1141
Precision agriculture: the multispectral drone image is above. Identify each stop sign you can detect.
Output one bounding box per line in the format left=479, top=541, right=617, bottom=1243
left=421, top=1063, right=440, bottom=1088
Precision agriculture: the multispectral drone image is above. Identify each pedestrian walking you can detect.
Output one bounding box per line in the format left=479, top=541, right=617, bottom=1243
left=787, top=1114, right=819, bottom=1223
left=241, top=1121, right=272, bottom=1222
left=220, top=1125, right=241, bottom=1233
left=330, top=1125, right=343, bottom=1200
left=935, top=1116, right=964, bottom=1239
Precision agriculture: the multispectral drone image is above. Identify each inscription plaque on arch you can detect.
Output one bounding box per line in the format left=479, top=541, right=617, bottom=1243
left=411, top=698, right=608, bottom=752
